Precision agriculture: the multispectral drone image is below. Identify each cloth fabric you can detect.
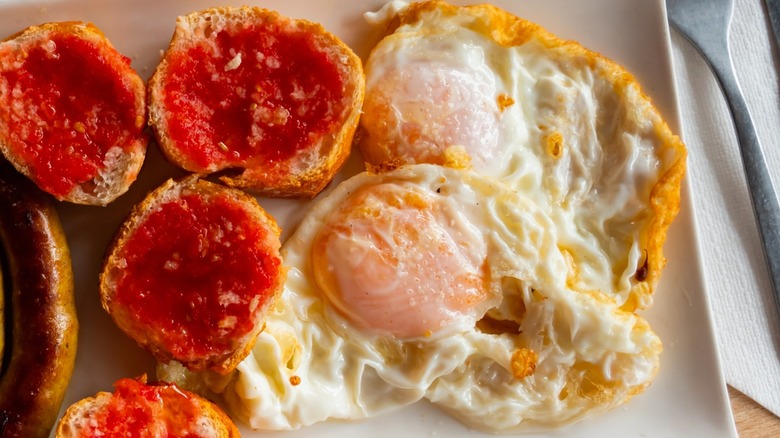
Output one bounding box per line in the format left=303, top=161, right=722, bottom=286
left=669, top=0, right=780, bottom=417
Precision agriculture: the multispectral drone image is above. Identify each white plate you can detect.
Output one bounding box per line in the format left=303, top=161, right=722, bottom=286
left=0, top=0, right=737, bottom=436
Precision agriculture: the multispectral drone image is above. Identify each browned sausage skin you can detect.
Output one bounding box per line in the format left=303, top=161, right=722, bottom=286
left=0, top=160, right=78, bottom=438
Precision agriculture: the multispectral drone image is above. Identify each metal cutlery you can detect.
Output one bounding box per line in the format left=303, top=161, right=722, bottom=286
left=767, top=0, right=780, bottom=51
left=666, top=0, right=780, bottom=319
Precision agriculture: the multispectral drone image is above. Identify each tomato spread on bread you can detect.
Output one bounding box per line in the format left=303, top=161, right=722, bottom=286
left=149, top=7, right=365, bottom=197
left=88, top=378, right=202, bottom=434
left=0, top=23, right=147, bottom=204
left=114, top=192, right=279, bottom=359
left=55, top=376, right=240, bottom=437
left=100, top=176, right=284, bottom=374
left=161, top=24, right=345, bottom=168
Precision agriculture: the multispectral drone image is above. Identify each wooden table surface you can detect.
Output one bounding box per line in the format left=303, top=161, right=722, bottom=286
left=729, top=386, right=780, bottom=437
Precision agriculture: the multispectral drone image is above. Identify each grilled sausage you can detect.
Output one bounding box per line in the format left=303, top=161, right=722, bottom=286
left=0, top=160, right=79, bottom=438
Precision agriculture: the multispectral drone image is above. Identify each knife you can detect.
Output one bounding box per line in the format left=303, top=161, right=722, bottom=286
left=768, top=0, right=780, bottom=50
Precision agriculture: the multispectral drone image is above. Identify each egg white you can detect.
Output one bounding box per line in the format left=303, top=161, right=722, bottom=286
left=425, top=283, right=661, bottom=432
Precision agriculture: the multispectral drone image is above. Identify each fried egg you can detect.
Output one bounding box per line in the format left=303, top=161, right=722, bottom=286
left=360, top=0, right=687, bottom=310
left=159, top=164, right=661, bottom=431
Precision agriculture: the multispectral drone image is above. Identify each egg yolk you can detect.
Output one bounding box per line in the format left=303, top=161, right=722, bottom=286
left=362, top=62, right=500, bottom=170
left=312, top=183, right=490, bottom=339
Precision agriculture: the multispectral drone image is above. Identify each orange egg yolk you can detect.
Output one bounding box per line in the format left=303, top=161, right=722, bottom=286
left=312, top=183, right=490, bottom=339
left=362, top=62, right=500, bottom=169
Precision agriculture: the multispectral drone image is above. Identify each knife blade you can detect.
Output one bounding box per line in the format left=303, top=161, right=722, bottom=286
left=768, top=0, right=780, bottom=51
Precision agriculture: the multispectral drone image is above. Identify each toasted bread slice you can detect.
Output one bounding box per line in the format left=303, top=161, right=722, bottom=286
left=55, top=375, right=240, bottom=437
left=100, top=175, right=285, bottom=374
left=148, top=6, right=365, bottom=198
left=0, top=22, right=147, bottom=205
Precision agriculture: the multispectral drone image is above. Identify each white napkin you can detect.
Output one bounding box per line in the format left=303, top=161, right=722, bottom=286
left=670, top=0, right=780, bottom=416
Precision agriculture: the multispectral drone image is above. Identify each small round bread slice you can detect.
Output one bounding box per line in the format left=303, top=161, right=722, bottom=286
left=148, top=6, right=365, bottom=198
left=55, top=375, right=240, bottom=437
left=100, top=175, right=285, bottom=374
left=0, top=22, right=147, bottom=205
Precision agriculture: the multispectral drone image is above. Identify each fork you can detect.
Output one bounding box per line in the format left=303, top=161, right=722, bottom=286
left=666, top=0, right=780, bottom=316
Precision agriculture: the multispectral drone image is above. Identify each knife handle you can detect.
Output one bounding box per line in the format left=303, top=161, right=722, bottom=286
left=708, top=50, right=780, bottom=313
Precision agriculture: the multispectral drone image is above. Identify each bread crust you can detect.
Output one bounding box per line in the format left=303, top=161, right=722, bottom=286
left=100, top=175, right=284, bottom=374
left=54, top=375, right=240, bottom=437
left=148, top=6, right=365, bottom=198
left=0, top=21, right=148, bottom=205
